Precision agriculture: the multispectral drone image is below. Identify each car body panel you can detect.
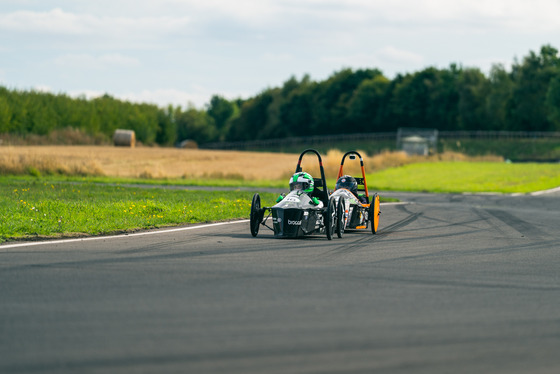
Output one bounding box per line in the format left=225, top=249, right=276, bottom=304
left=330, top=188, right=369, bottom=230
left=272, top=190, right=325, bottom=237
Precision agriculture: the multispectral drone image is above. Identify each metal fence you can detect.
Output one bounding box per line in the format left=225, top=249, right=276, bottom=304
left=201, top=132, right=396, bottom=150
left=200, top=131, right=560, bottom=151
left=438, top=131, right=560, bottom=139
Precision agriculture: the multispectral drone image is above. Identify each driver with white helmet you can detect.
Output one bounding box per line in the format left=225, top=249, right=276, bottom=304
left=336, top=175, right=367, bottom=203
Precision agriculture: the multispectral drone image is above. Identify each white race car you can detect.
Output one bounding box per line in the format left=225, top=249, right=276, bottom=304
left=329, top=151, right=380, bottom=237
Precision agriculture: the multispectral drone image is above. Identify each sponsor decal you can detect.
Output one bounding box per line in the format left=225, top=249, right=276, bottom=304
left=287, top=219, right=302, bottom=225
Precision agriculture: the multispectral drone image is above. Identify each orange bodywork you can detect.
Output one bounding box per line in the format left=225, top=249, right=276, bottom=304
left=336, top=152, right=369, bottom=202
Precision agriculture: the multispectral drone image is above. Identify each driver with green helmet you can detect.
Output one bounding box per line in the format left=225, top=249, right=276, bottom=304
left=276, top=171, right=322, bottom=206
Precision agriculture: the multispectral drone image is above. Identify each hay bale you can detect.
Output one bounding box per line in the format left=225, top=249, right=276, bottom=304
left=178, top=139, right=198, bottom=149
left=113, top=129, right=136, bottom=147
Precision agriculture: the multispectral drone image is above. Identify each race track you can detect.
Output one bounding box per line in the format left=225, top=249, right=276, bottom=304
left=1, top=192, right=559, bottom=373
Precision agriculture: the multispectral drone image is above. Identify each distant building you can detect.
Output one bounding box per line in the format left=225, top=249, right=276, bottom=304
left=402, top=135, right=429, bottom=155
left=397, top=128, right=438, bottom=155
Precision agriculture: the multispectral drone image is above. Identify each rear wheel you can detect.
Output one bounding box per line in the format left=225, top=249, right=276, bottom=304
left=325, top=197, right=336, bottom=240
left=336, top=197, right=345, bottom=238
left=250, top=193, right=261, bottom=237
left=369, top=193, right=380, bottom=234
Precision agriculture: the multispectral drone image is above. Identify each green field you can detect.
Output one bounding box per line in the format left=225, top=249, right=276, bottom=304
left=1, top=161, right=559, bottom=243
left=438, top=138, right=560, bottom=161
left=367, top=162, right=560, bottom=193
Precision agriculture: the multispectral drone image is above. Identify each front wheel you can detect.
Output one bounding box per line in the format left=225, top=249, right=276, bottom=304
left=325, top=197, right=337, bottom=240
left=250, top=193, right=261, bottom=237
left=369, top=193, right=380, bottom=234
left=336, top=197, right=345, bottom=238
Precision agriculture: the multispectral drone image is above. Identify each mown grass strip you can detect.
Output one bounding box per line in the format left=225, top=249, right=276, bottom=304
left=0, top=179, right=277, bottom=243
left=367, top=162, right=560, bottom=193
left=6, top=161, right=558, bottom=194
left=2, top=174, right=287, bottom=189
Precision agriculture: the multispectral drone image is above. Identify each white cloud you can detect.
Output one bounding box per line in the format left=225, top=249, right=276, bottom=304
left=3, top=1, right=560, bottom=39
left=0, top=8, right=87, bottom=34
left=252, top=0, right=560, bottom=37
left=0, top=8, right=191, bottom=39
left=155, top=0, right=284, bottom=26
left=32, top=85, right=53, bottom=93
left=344, top=0, right=559, bottom=21
left=260, top=53, right=295, bottom=62
left=64, top=88, right=207, bottom=108
left=118, top=88, right=209, bottom=108
left=114, top=86, right=254, bottom=108
left=2, top=0, right=560, bottom=110
left=54, top=53, right=141, bottom=69
left=377, top=47, right=424, bottom=65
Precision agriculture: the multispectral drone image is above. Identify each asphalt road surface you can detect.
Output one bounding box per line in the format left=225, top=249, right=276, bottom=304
left=1, top=191, right=559, bottom=374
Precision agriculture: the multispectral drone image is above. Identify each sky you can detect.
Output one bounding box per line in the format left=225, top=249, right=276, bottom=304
left=1, top=0, right=560, bottom=109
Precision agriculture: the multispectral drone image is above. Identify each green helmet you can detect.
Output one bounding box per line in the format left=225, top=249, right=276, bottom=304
left=289, top=172, right=314, bottom=193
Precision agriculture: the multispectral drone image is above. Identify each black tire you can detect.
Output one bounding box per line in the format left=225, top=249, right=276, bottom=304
left=325, top=197, right=336, bottom=240
left=250, top=193, right=261, bottom=237
left=336, top=197, right=345, bottom=238
left=369, top=193, right=380, bottom=234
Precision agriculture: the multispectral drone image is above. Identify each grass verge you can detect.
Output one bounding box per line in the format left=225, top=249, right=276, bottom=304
left=4, top=174, right=287, bottom=189
left=0, top=178, right=277, bottom=243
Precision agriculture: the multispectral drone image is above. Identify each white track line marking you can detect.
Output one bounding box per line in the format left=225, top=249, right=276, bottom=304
left=530, top=186, right=560, bottom=196
left=0, top=220, right=250, bottom=250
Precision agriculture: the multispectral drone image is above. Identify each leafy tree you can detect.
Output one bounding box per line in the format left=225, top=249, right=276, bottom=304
left=0, top=88, right=13, bottom=133
left=388, top=68, right=441, bottom=128
left=546, top=75, right=560, bottom=130
left=156, top=105, right=177, bottom=146
left=312, top=68, right=381, bottom=134
left=273, top=75, right=316, bottom=137
left=92, top=94, right=125, bottom=137
left=485, top=64, right=514, bottom=130
left=227, top=91, right=274, bottom=141
left=28, top=93, right=59, bottom=135
left=346, top=74, right=390, bottom=132
left=206, top=95, right=236, bottom=132
left=176, top=106, right=217, bottom=144
left=426, top=65, right=461, bottom=131
left=507, top=45, right=560, bottom=131
left=457, top=68, right=490, bottom=130
left=258, top=88, right=286, bottom=139
left=8, top=92, right=30, bottom=135
left=2, top=44, right=560, bottom=146
left=279, top=89, right=315, bottom=137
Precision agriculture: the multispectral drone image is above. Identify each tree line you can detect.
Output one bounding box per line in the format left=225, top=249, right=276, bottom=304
left=1, top=45, right=559, bottom=146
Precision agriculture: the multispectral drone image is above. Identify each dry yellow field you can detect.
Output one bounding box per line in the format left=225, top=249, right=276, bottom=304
left=0, top=146, right=295, bottom=180
left=0, top=145, right=502, bottom=181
